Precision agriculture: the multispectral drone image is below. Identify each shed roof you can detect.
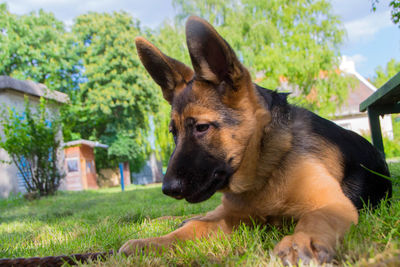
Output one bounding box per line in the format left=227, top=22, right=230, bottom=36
left=0, top=75, right=69, bottom=103
left=63, top=139, right=109, bottom=149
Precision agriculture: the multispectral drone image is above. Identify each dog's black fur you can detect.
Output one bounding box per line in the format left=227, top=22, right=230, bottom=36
left=256, top=85, right=392, bottom=210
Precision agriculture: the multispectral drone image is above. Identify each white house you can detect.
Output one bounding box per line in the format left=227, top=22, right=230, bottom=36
left=333, top=57, right=393, bottom=139
left=0, top=76, right=69, bottom=198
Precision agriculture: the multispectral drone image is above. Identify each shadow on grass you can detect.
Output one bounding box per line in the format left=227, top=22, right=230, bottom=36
left=0, top=186, right=164, bottom=223
left=1, top=231, right=119, bottom=258
left=0, top=184, right=220, bottom=227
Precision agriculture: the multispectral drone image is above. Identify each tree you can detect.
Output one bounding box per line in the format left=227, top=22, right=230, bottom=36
left=0, top=97, right=64, bottom=197
left=372, top=58, right=400, bottom=88
left=70, top=12, right=160, bottom=170
left=164, top=0, right=350, bottom=116
left=0, top=3, right=83, bottom=152
left=372, top=0, right=400, bottom=26
left=0, top=3, right=81, bottom=94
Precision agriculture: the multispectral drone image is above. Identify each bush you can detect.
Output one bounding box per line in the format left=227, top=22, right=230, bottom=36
left=0, top=96, right=65, bottom=196
left=383, top=137, right=400, bottom=159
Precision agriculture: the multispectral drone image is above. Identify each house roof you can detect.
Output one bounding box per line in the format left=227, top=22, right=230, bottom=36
left=275, top=57, right=377, bottom=118
left=335, top=57, right=377, bottom=117
left=335, top=75, right=375, bottom=117
left=0, top=75, right=69, bottom=103
left=63, top=139, right=109, bottom=149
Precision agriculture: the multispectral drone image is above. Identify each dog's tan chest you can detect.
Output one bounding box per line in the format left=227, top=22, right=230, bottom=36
left=222, top=156, right=354, bottom=223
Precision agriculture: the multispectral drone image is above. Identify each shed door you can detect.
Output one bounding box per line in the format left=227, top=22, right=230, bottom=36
left=65, top=157, right=83, bottom=190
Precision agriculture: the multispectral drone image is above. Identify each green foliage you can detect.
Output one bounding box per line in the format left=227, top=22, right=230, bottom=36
left=0, top=3, right=83, bottom=163
left=0, top=97, right=64, bottom=196
left=0, top=3, right=81, bottom=94
left=372, top=58, right=400, bottom=88
left=0, top=4, right=158, bottom=170
left=392, top=0, right=400, bottom=25
left=372, top=0, right=400, bottom=26
left=69, top=12, right=160, bottom=170
left=169, top=0, right=349, bottom=116
left=392, top=114, right=400, bottom=139
left=153, top=102, right=174, bottom=167
left=383, top=137, right=400, bottom=159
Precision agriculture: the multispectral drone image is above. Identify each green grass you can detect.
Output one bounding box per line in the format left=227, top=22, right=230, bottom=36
left=1, top=164, right=399, bottom=266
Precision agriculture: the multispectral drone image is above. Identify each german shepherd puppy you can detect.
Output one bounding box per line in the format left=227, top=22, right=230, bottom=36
left=120, top=16, right=392, bottom=265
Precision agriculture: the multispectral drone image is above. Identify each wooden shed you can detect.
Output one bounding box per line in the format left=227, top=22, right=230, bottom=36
left=63, top=140, right=108, bottom=191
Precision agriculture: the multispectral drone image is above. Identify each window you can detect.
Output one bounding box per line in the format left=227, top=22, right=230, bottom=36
left=66, top=158, right=79, bottom=173
left=86, top=161, right=95, bottom=173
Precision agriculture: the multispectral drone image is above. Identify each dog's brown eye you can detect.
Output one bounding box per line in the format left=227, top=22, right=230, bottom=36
left=195, top=124, right=210, bottom=133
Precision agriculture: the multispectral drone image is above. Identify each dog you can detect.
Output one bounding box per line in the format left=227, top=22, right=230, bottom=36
left=119, top=16, right=392, bottom=265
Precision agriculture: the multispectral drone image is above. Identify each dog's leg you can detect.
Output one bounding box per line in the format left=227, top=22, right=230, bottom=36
left=273, top=159, right=359, bottom=265
left=274, top=203, right=358, bottom=265
left=119, top=205, right=239, bottom=255
left=177, top=215, right=205, bottom=228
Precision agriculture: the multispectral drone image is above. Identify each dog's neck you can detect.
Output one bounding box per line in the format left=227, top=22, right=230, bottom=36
left=226, top=86, right=293, bottom=195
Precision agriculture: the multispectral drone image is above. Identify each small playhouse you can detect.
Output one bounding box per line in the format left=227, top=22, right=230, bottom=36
left=63, top=140, right=108, bottom=191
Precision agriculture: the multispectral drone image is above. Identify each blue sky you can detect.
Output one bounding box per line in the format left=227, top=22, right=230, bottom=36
left=2, top=0, right=399, bottom=79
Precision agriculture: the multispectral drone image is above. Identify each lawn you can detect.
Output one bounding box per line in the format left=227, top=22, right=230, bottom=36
left=0, top=163, right=399, bottom=266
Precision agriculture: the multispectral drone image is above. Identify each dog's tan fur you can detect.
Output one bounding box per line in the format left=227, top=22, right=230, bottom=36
left=120, top=16, right=359, bottom=265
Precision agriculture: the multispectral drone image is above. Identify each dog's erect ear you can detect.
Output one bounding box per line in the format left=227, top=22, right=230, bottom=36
left=185, top=16, right=243, bottom=85
left=135, top=37, right=194, bottom=104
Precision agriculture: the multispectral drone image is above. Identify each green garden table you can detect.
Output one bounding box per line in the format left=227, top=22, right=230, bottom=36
left=360, top=72, right=400, bottom=156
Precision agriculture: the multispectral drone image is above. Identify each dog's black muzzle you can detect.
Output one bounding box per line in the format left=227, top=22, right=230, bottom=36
left=162, top=162, right=233, bottom=203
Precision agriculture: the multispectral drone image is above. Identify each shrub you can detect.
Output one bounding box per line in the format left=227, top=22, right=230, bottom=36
left=383, top=137, right=400, bottom=159
left=0, top=96, right=65, bottom=196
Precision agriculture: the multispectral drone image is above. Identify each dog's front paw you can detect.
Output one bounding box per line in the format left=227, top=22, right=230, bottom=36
left=119, top=238, right=166, bottom=256
left=273, top=232, right=334, bottom=265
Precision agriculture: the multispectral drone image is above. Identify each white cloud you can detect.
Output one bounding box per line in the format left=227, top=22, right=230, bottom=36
left=348, top=54, right=367, bottom=66
left=344, top=10, right=393, bottom=45
left=348, top=54, right=369, bottom=75
left=3, top=0, right=174, bottom=28
left=331, top=0, right=373, bottom=22
left=340, top=54, right=368, bottom=74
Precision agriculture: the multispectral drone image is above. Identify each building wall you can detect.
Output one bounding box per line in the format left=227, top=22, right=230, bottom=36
left=64, top=146, right=83, bottom=191
left=132, top=153, right=163, bottom=185
left=333, top=114, right=394, bottom=139
left=96, top=163, right=131, bottom=188
left=98, top=168, right=120, bottom=187
left=79, top=145, right=98, bottom=189
left=0, top=90, right=65, bottom=198
left=0, top=149, right=19, bottom=198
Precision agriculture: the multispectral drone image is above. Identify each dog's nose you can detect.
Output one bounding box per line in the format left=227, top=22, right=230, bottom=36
left=162, top=179, right=184, bottom=199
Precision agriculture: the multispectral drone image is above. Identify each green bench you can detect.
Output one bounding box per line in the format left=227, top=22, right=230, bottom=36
left=360, top=72, right=400, bottom=156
